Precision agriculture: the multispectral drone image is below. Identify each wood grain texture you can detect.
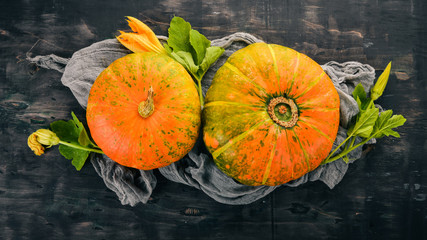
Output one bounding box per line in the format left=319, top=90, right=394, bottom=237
left=1, top=0, right=426, bottom=239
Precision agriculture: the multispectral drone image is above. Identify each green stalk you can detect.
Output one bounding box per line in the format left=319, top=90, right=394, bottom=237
left=348, top=136, right=357, bottom=149
left=324, top=98, right=376, bottom=164
left=59, top=140, right=104, bottom=154
left=341, top=138, right=352, bottom=162
left=196, top=77, right=204, bottom=107
left=323, top=135, right=353, bottom=162
left=343, top=138, right=351, bottom=151
left=190, top=72, right=204, bottom=108
left=367, top=99, right=374, bottom=110
left=322, top=137, right=371, bottom=165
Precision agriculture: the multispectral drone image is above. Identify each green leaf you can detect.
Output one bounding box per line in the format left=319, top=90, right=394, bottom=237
left=163, top=43, right=173, bottom=54
left=165, top=16, right=224, bottom=77
left=170, top=51, right=199, bottom=74
left=78, top=129, right=91, bottom=147
left=71, top=112, right=95, bottom=147
left=352, top=83, right=367, bottom=103
left=372, top=110, right=406, bottom=139
left=59, top=144, right=90, bottom=171
left=71, top=112, right=83, bottom=129
left=50, top=119, right=80, bottom=142
left=325, top=61, right=405, bottom=165
left=189, top=29, right=210, bottom=65
left=165, top=16, right=224, bottom=107
left=200, top=46, right=225, bottom=73
left=50, top=112, right=99, bottom=171
left=167, top=16, right=192, bottom=53
left=348, top=107, right=379, bottom=138
left=355, top=96, right=362, bottom=110
left=352, top=83, right=373, bottom=110
left=374, top=110, right=393, bottom=131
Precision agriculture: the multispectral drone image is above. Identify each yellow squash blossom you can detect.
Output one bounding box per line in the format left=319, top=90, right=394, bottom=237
left=27, top=129, right=60, bottom=156
left=117, top=16, right=167, bottom=54
left=371, top=61, right=392, bottom=101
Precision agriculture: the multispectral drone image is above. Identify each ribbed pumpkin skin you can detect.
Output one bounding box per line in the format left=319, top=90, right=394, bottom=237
left=203, top=43, right=340, bottom=186
left=87, top=52, right=201, bottom=170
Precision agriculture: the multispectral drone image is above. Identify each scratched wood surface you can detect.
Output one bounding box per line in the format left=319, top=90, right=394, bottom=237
left=1, top=0, right=426, bottom=239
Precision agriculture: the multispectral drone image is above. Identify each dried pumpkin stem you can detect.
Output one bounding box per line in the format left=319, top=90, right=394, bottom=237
left=138, top=86, right=155, bottom=118
left=267, top=97, right=298, bottom=128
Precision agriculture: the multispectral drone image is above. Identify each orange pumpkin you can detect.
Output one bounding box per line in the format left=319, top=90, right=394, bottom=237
left=203, top=43, right=340, bottom=186
left=87, top=52, right=201, bottom=170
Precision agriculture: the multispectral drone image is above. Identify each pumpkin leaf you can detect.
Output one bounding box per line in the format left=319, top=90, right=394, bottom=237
left=325, top=63, right=405, bottom=164
left=199, top=46, right=225, bottom=74
left=372, top=110, right=406, bottom=139
left=50, top=118, right=80, bottom=143
left=165, top=16, right=224, bottom=80
left=71, top=112, right=96, bottom=147
left=352, top=83, right=367, bottom=101
left=50, top=112, right=101, bottom=171
left=164, top=16, right=224, bottom=107
left=189, top=29, right=211, bottom=65
left=352, top=83, right=371, bottom=110
left=355, top=96, right=362, bottom=110
left=58, top=144, right=90, bottom=171
left=170, top=51, right=200, bottom=74
left=348, top=107, right=379, bottom=138
left=167, top=16, right=192, bottom=53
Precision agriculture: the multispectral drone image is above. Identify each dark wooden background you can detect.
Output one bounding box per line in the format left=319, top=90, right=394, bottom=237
left=1, top=0, right=426, bottom=239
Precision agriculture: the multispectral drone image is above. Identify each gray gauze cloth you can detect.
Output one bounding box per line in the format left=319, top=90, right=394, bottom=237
left=27, top=33, right=376, bottom=206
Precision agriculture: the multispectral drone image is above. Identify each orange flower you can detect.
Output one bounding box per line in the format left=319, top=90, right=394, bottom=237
left=117, top=16, right=166, bottom=54
left=28, top=133, right=45, bottom=156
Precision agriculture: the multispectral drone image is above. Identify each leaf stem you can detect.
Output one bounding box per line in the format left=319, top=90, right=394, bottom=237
left=324, top=134, right=353, bottom=162
left=197, top=78, right=204, bottom=107
left=365, top=99, right=375, bottom=111
left=191, top=74, right=204, bottom=108
left=59, top=140, right=104, bottom=154
left=349, top=136, right=357, bottom=149
left=322, top=137, right=371, bottom=165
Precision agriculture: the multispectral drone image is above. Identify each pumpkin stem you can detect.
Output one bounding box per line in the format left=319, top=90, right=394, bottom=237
left=267, top=97, right=298, bottom=128
left=138, top=86, right=155, bottom=118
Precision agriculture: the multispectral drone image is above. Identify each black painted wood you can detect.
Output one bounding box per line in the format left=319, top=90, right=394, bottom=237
left=1, top=0, right=426, bottom=239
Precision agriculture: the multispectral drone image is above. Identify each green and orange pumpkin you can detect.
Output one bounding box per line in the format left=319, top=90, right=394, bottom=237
left=86, top=52, right=201, bottom=170
left=203, top=43, right=340, bottom=186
